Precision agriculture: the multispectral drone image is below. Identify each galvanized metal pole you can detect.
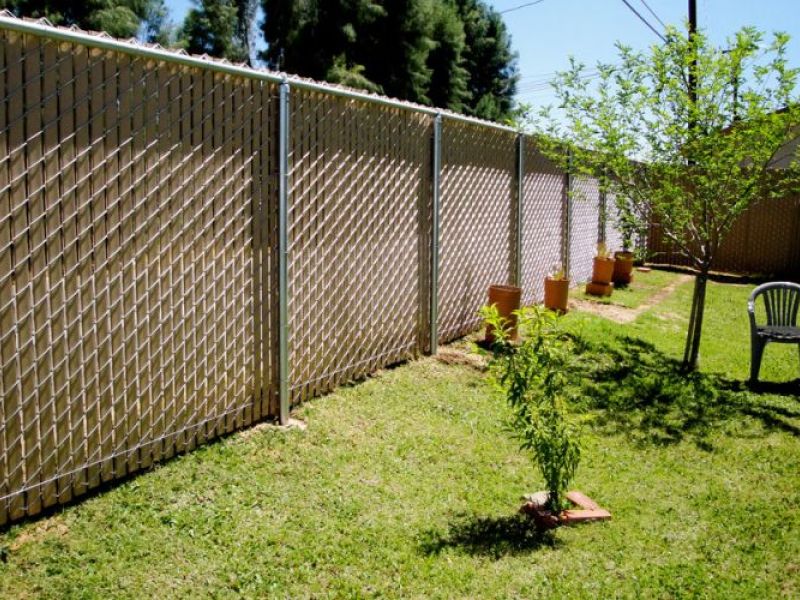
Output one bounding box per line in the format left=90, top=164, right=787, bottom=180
left=599, top=187, right=607, bottom=245
left=430, top=113, right=442, bottom=354
left=563, top=149, right=572, bottom=277
left=515, top=134, right=524, bottom=287
left=278, top=80, right=290, bottom=425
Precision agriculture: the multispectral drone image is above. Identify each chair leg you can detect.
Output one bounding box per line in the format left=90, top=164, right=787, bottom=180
left=750, top=338, right=766, bottom=384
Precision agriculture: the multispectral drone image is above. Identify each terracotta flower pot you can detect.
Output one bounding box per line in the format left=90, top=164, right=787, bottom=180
left=591, top=257, right=615, bottom=285
left=544, top=277, right=569, bottom=313
left=485, top=284, right=522, bottom=343
left=612, top=251, right=634, bottom=285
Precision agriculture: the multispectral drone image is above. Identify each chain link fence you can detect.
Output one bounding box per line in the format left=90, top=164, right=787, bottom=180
left=0, top=17, right=613, bottom=524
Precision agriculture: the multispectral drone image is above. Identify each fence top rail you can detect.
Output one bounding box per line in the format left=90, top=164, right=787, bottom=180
left=0, top=11, right=518, bottom=135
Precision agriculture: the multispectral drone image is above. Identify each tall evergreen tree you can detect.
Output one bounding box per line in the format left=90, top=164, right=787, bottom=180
left=233, top=0, right=258, bottom=65
left=455, top=0, right=518, bottom=121
left=426, top=1, right=469, bottom=112
left=1, top=0, right=167, bottom=39
left=260, top=0, right=518, bottom=121
left=358, top=0, right=432, bottom=104
left=181, top=0, right=246, bottom=62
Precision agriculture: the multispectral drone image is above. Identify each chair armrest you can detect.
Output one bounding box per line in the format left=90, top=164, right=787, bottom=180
left=747, top=300, right=757, bottom=333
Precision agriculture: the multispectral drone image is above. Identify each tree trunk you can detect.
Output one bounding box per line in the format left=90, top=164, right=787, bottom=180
left=682, top=270, right=709, bottom=370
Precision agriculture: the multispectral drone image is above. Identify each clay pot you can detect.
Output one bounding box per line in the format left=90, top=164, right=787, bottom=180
left=543, top=277, right=569, bottom=313
left=612, top=251, right=634, bottom=285
left=485, top=284, right=522, bottom=343
left=591, top=257, right=615, bottom=285
left=585, top=281, right=613, bottom=297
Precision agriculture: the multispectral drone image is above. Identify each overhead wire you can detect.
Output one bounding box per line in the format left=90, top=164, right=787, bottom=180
left=499, top=1, right=546, bottom=15
left=638, top=0, right=667, bottom=30
left=619, top=0, right=666, bottom=42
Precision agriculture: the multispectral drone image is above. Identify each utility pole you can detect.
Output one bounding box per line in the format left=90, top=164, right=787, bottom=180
left=688, top=0, right=697, bottom=110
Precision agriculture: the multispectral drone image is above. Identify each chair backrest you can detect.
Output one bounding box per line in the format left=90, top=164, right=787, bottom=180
left=749, top=282, right=800, bottom=327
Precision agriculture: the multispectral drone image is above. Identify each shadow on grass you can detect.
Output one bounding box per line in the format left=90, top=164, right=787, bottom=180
left=419, top=513, right=557, bottom=558
left=569, top=335, right=800, bottom=448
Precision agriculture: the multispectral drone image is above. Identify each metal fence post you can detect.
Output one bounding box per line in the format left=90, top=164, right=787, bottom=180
left=599, top=187, right=607, bottom=245
left=515, top=133, right=524, bottom=287
left=430, top=113, right=442, bottom=354
left=278, top=79, right=290, bottom=424
left=563, top=149, right=572, bottom=276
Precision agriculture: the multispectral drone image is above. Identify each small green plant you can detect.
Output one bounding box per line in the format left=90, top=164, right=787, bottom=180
left=596, top=242, right=611, bottom=259
left=480, top=304, right=581, bottom=514
left=548, top=264, right=567, bottom=280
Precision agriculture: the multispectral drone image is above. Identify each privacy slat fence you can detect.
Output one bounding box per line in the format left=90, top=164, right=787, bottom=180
left=648, top=195, right=800, bottom=276
left=0, top=17, right=616, bottom=525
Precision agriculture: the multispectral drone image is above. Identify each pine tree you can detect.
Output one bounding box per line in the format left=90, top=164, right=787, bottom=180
left=181, top=0, right=246, bottom=62
left=426, top=1, right=469, bottom=112
left=1, top=0, right=168, bottom=39
left=455, top=0, right=518, bottom=120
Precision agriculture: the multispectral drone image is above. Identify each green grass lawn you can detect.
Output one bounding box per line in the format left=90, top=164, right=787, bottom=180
left=573, top=267, right=680, bottom=308
left=1, top=271, right=798, bottom=598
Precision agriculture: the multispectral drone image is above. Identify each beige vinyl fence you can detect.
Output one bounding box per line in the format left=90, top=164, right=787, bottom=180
left=0, top=16, right=619, bottom=525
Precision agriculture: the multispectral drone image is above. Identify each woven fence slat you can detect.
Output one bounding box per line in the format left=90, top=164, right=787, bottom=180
left=0, top=33, right=8, bottom=527
left=39, top=39, right=60, bottom=509
left=6, top=31, right=27, bottom=521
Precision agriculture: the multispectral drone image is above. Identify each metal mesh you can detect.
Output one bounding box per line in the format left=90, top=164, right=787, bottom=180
left=286, top=89, right=431, bottom=403
left=0, top=30, right=273, bottom=524
left=438, top=121, right=516, bottom=341
left=604, top=192, right=625, bottom=253
left=568, top=176, right=602, bottom=283
left=520, top=142, right=565, bottom=305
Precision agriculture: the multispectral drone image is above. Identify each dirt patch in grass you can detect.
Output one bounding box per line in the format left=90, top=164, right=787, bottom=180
left=8, top=517, right=68, bottom=552
left=435, top=345, right=487, bottom=370
left=572, top=274, right=693, bottom=323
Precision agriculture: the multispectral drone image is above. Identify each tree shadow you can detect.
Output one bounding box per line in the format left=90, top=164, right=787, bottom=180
left=568, top=335, right=800, bottom=448
left=419, top=513, right=558, bottom=559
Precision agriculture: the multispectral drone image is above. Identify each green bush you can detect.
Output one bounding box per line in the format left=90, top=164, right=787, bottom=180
left=480, top=305, right=581, bottom=513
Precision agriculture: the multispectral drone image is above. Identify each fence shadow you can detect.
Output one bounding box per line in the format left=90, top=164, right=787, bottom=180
left=569, top=335, right=800, bottom=448
left=418, top=513, right=557, bottom=559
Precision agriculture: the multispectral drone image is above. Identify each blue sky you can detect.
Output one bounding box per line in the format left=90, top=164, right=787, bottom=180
left=167, top=0, right=800, bottom=110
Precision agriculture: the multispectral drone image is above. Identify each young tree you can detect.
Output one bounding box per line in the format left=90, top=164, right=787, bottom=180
left=534, top=26, right=800, bottom=370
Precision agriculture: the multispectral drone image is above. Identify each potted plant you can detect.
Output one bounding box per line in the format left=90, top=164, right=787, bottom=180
left=543, top=265, right=570, bottom=313
left=485, top=284, right=522, bottom=344
left=612, top=217, right=636, bottom=285
left=591, top=242, right=615, bottom=285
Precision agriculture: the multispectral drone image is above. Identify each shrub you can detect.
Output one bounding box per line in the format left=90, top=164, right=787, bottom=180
left=480, top=305, right=581, bottom=513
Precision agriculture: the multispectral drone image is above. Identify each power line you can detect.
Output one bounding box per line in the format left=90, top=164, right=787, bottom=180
left=619, top=0, right=666, bottom=42
left=499, top=1, right=546, bottom=15
left=638, top=0, right=667, bottom=29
